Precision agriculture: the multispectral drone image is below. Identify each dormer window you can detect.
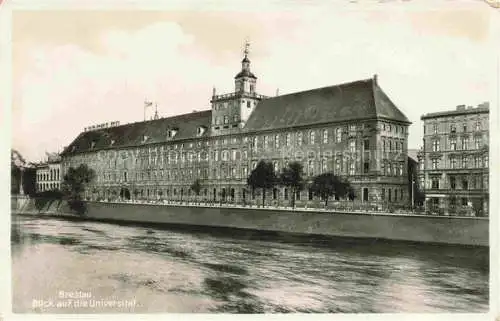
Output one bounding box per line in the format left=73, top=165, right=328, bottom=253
left=91, top=142, right=96, bottom=149
left=167, top=129, right=178, bottom=138
left=110, top=139, right=115, bottom=146
left=143, top=135, right=149, bottom=143
left=197, top=126, right=206, bottom=136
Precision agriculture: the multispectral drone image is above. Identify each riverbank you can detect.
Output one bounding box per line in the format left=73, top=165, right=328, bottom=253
left=11, top=196, right=488, bottom=247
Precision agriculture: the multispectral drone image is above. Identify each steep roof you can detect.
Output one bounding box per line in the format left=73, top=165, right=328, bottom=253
left=61, top=110, right=211, bottom=156
left=243, top=78, right=410, bottom=132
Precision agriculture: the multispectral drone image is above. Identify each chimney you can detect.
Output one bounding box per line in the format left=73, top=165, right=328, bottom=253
left=212, top=87, right=216, bottom=97
left=456, top=105, right=466, bottom=111
left=373, top=74, right=378, bottom=85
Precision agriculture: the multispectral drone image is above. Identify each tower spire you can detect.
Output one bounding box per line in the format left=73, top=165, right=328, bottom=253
left=154, top=103, right=159, bottom=120
left=244, top=39, right=250, bottom=59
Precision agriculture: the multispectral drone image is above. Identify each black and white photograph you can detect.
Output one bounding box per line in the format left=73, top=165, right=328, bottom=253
left=3, top=0, right=499, bottom=318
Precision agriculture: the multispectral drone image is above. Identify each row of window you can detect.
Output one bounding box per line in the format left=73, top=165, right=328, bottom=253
left=430, top=136, right=484, bottom=152
left=37, top=182, right=60, bottom=191
left=381, top=123, right=406, bottom=135
left=96, top=158, right=403, bottom=184
left=429, top=175, right=487, bottom=190
left=380, top=188, right=405, bottom=202
left=381, top=138, right=405, bottom=153
left=37, top=169, right=60, bottom=182
left=426, top=120, right=483, bottom=134
left=428, top=155, right=488, bottom=170
left=213, top=99, right=255, bottom=111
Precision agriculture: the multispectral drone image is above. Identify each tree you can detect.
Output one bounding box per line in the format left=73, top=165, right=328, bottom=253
left=191, top=179, right=202, bottom=202
left=22, top=167, right=37, bottom=196
left=61, top=164, right=96, bottom=215
left=247, top=160, right=278, bottom=207
left=309, top=173, right=343, bottom=207
left=279, top=161, right=305, bottom=208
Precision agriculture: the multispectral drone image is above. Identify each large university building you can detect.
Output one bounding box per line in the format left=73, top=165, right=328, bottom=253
left=418, top=103, right=489, bottom=216
left=61, top=47, right=411, bottom=207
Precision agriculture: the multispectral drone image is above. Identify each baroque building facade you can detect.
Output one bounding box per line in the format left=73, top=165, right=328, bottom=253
left=61, top=47, right=411, bottom=207
left=35, top=153, right=62, bottom=192
left=418, top=103, right=489, bottom=216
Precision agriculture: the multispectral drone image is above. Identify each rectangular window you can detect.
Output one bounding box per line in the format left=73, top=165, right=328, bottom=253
left=284, top=188, right=289, bottom=200
left=474, top=136, right=481, bottom=149
left=462, top=156, right=468, bottom=168
left=431, top=178, right=440, bottom=189
left=297, top=132, right=303, bottom=146
left=323, top=130, right=328, bottom=144
left=432, top=159, right=438, bottom=170
left=364, top=139, right=369, bottom=151
left=335, top=128, right=342, bottom=143
left=450, top=176, right=456, bottom=190
left=264, top=135, right=269, bottom=149
left=252, top=136, right=258, bottom=149
left=349, top=162, right=355, bottom=175
left=433, top=124, right=438, bottom=134
left=462, top=137, right=469, bottom=150
left=381, top=188, right=385, bottom=200
left=475, top=121, right=481, bottom=131
left=275, top=134, right=280, bottom=148
left=432, top=140, right=440, bottom=152
left=335, top=159, right=341, bottom=174
left=349, top=140, right=356, bottom=153
left=285, top=133, right=291, bottom=146
left=309, top=131, right=315, bottom=145
left=450, top=138, right=456, bottom=151
left=363, top=161, right=369, bottom=174
left=451, top=157, right=456, bottom=169
left=308, top=160, right=314, bottom=176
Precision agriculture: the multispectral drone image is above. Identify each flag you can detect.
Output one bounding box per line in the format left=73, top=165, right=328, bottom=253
left=144, top=100, right=153, bottom=108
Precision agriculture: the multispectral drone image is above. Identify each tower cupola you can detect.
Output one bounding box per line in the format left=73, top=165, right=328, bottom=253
left=235, top=41, right=257, bottom=93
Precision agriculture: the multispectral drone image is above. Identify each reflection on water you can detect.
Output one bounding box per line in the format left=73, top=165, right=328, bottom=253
left=11, top=215, right=488, bottom=313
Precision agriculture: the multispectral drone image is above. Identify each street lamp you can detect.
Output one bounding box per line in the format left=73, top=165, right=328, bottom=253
left=411, top=178, right=415, bottom=209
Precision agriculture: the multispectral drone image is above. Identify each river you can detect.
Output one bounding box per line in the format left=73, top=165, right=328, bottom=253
left=11, top=215, right=489, bottom=313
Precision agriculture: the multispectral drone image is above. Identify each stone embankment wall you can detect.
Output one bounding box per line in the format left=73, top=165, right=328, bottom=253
left=11, top=197, right=489, bottom=246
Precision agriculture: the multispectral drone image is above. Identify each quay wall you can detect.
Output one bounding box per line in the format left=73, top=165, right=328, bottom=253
left=11, top=197, right=489, bottom=247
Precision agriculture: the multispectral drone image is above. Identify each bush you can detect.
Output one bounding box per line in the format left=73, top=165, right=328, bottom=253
left=68, top=199, right=87, bottom=216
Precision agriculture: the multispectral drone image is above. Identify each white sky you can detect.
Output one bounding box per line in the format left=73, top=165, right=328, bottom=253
left=8, top=1, right=497, bottom=162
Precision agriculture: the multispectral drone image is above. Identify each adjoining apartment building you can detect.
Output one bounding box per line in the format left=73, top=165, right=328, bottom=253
left=35, top=153, right=62, bottom=192
left=419, top=103, right=489, bottom=216
left=60, top=45, right=411, bottom=207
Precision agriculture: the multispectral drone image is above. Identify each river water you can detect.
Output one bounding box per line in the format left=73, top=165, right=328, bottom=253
left=11, top=215, right=489, bottom=313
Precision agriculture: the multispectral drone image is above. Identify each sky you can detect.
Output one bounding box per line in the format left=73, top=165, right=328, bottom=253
left=9, top=2, right=497, bottom=162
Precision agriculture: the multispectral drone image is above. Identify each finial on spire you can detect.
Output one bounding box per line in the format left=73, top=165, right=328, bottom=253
left=244, top=38, right=250, bottom=58
left=154, top=103, right=159, bottom=120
